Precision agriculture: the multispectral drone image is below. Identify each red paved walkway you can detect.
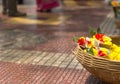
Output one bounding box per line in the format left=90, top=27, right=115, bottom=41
left=0, top=1, right=111, bottom=84
left=0, top=1, right=111, bottom=54
left=0, top=61, right=108, bottom=84
left=20, top=7, right=111, bottom=54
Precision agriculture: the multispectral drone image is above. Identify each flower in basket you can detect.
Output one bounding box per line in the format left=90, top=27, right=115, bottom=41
left=73, top=28, right=120, bottom=61
left=111, top=0, right=120, bottom=6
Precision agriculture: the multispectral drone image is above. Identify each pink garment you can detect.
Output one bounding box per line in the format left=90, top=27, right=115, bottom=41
left=36, top=0, right=59, bottom=10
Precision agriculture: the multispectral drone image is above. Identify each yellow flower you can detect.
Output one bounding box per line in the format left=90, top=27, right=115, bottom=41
left=111, top=1, right=119, bottom=6
left=84, top=49, right=87, bottom=52
left=108, top=51, right=117, bottom=60
left=103, top=36, right=112, bottom=46
left=113, top=47, right=120, bottom=53
left=98, top=47, right=109, bottom=57
left=104, top=41, right=112, bottom=45
left=90, top=38, right=95, bottom=46
left=107, top=44, right=120, bottom=60
left=114, top=54, right=120, bottom=61
left=85, top=37, right=92, bottom=48
left=103, top=36, right=111, bottom=42
left=93, top=48, right=98, bottom=56
left=76, top=30, right=120, bottom=60
left=110, top=44, right=118, bottom=51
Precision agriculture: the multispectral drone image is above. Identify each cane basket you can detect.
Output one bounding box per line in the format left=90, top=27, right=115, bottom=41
left=73, top=36, right=120, bottom=84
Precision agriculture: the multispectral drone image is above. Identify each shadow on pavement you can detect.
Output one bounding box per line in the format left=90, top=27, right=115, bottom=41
left=85, top=75, right=110, bottom=84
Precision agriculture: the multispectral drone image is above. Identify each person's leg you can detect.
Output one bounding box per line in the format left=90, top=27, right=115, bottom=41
left=113, top=7, right=119, bottom=18
left=36, top=0, right=43, bottom=11
left=7, top=0, right=26, bottom=17
left=7, top=0, right=17, bottom=13
left=2, top=0, right=7, bottom=14
left=18, top=0, right=23, bottom=4
left=36, top=0, right=52, bottom=12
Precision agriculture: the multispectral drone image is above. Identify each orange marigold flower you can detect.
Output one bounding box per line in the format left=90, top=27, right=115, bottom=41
left=111, top=1, right=119, bottom=6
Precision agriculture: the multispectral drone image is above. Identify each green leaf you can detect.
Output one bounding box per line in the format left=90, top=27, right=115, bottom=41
left=73, top=37, right=79, bottom=42
left=87, top=47, right=94, bottom=55
left=89, top=27, right=96, bottom=37
left=97, top=27, right=102, bottom=34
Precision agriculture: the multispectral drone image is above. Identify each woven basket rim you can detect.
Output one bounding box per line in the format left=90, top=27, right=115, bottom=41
left=109, top=35, right=120, bottom=38
left=76, top=45, right=120, bottom=63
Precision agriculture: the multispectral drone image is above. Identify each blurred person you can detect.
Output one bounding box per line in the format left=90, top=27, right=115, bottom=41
left=36, top=0, right=59, bottom=12
left=105, top=0, right=110, bottom=4
left=18, top=0, right=23, bottom=4
left=2, top=0, right=26, bottom=17
left=2, top=0, right=7, bottom=15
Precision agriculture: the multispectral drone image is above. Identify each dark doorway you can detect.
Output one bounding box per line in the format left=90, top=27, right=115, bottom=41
left=18, top=0, right=23, bottom=4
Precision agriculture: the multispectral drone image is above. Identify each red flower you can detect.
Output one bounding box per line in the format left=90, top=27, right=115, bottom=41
left=86, top=40, right=91, bottom=45
left=98, top=50, right=107, bottom=57
left=95, top=33, right=104, bottom=42
left=78, top=37, right=86, bottom=46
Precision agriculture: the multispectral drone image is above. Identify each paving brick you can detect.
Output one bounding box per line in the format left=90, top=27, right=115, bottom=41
left=32, top=52, right=49, bottom=65
left=23, top=51, right=42, bottom=64
left=10, top=50, right=30, bottom=62
left=52, top=54, right=69, bottom=67
left=67, top=58, right=79, bottom=69
left=44, top=53, right=62, bottom=66
left=0, top=49, right=84, bottom=70
left=37, top=52, right=55, bottom=65
left=0, top=50, right=17, bottom=61
left=16, top=51, right=35, bottom=63
left=0, top=50, right=12, bottom=60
